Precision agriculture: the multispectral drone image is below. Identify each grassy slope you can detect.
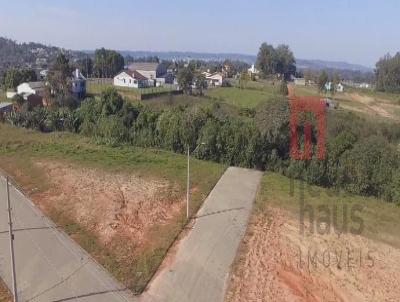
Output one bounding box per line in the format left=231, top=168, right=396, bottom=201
left=256, top=172, right=400, bottom=248
left=206, top=86, right=277, bottom=108
left=0, top=123, right=226, bottom=293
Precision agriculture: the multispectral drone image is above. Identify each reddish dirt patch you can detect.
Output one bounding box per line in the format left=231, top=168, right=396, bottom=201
left=0, top=279, right=11, bottom=302
left=32, top=161, right=183, bottom=246
left=225, top=207, right=400, bottom=302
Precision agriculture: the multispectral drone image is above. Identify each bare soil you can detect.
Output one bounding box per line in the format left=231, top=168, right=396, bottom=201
left=32, top=161, right=183, bottom=246
left=225, top=207, right=400, bottom=302
left=0, top=279, right=11, bottom=302
left=16, top=160, right=187, bottom=291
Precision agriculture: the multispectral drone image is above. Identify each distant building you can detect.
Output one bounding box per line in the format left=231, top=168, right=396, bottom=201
left=114, top=70, right=149, bottom=88
left=294, top=78, right=306, bottom=86
left=6, top=91, right=17, bottom=99
left=0, top=102, right=13, bottom=118
left=325, top=82, right=332, bottom=91
left=205, top=72, right=224, bottom=86
left=248, top=64, right=259, bottom=76
left=336, top=83, right=344, bottom=92
left=71, top=69, right=86, bottom=99
left=17, top=82, right=46, bottom=97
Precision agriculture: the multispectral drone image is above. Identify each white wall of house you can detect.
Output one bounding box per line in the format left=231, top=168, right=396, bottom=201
left=206, top=73, right=223, bottom=86
left=6, top=91, right=17, bottom=99
left=114, top=72, right=140, bottom=88
left=17, top=83, right=43, bottom=96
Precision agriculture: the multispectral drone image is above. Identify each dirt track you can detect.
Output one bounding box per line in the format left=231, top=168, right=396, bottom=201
left=226, top=207, right=400, bottom=302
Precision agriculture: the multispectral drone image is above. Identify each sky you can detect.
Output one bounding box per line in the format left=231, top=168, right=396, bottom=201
left=0, top=0, right=399, bottom=67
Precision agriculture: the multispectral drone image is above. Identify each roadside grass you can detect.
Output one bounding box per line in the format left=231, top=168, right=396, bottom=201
left=205, top=86, right=277, bottom=108
left=256, top=172, right=400, bottom=248
left=0, top=123, right=226, bottom=293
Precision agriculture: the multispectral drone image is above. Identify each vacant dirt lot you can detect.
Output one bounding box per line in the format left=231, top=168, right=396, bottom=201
left=225, top=207, right=400, bottom=302
left=2, top=158, right=189, bottom=292
left=33, top=161, right=183, bottom=246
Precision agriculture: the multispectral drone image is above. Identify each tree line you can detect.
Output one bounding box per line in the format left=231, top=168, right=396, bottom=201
left=256, top=43, right=296, bottom=80
left=5, top=88, right=400, bottom=204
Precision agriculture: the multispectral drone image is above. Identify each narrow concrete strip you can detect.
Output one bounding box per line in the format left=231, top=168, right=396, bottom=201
left=0, top=176, right=135, bottom=302
left=142, top=167, right=263, bottom=302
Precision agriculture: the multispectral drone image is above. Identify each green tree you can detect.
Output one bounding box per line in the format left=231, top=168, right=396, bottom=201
left=75, top=57, right=93, bottom=78
left=275, top=44, right=296, bottom=80
left=256, top=43, right=276, bottom=77
left=375, top=53, right=400, bottom=93
left=93, top=48, right=124, bottom=78
left=3, top=68, right=37, bottom=89
left=194, top=72, right=207, bottom=96
left=47, top=53, right=73, bottom=106
left=177, top=66, right=194, bottom=94
left=317, top=70, right=329, bottom=93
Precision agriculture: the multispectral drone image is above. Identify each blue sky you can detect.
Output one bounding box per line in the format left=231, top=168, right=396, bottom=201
left=0, top=0, right=399, bottom=67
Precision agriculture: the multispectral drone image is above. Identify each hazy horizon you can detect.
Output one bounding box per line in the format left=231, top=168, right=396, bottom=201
left=1, top=0, right=400, bottom=67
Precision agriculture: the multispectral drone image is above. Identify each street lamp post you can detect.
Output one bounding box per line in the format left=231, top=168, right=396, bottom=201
left=186, top=143, right=205, bottom=220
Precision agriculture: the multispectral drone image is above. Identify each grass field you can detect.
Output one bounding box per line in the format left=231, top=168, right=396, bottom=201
left=206, top=86, right=278, bottom=108
left=256, top=172, right=400, bottom=248
left=0, top=123, right=225, bottom=293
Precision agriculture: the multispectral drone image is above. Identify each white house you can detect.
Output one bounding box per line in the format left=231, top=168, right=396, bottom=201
left=336, top=83, right=344, bottom=92
left=72, top=69, right=86, bottom=99
left=248, top=64, right=259, bottom=76
left=114, top=70, right=149, bottom=88
left=17, top=82, right=46, bottom=97
left=294, top=77, right=306, bottom=86
left=6, top=91, right=17, bottom=99
left=206, top=72, right=224, bottom=86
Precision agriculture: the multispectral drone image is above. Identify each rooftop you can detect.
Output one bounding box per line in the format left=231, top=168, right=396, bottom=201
left=0, top=102, right=12, bottom=109
left=123, top=70, right=148, bottom=80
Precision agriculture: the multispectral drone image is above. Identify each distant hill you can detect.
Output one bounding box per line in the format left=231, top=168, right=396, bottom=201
left=115, top=50, right=373, bottom=73
left=0, top=37, right=85, bottom=77
left=296, top=59, right=373, bottom=73
left=0, top=36, right=373, bottom=81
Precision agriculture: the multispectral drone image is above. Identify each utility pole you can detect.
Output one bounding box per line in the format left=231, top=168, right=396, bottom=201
left=6, top=177, right=18, bottom=302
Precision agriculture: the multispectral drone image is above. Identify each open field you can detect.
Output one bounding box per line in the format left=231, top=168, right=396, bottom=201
left=0, top=123, right=225, bottom=293
left=205, top=85, right=278, bottom=108
left=291, top=84, right=400, bottom=122
left=226, top=172, right=400, bottom=302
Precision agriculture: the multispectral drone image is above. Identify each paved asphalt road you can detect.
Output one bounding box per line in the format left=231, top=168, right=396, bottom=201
left=141, top=167, right=263, bottom=302
left=0, top=175, right=135, bottom=302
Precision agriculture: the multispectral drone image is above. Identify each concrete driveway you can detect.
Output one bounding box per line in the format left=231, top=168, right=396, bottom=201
left=141, top=167, right=263, bottom=302
left=0, top=175, right=135, bottom=302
